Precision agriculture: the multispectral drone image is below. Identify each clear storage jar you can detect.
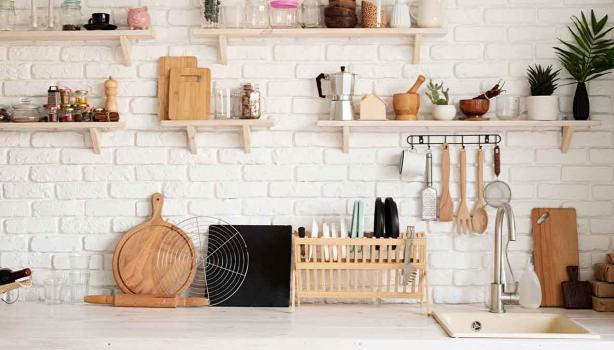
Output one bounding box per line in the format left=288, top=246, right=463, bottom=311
left=61, top=0, right=82, bottom=31
left=245, top=0, right=269, bottom=28
left=269, top=0, right=299, bottom=28
left=302, top=0, right=323, bottom=28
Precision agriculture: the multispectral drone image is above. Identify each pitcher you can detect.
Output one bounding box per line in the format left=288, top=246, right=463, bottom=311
left=412, top=0, right=445, bottom=28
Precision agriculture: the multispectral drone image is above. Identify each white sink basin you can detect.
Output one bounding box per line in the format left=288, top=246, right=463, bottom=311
left=433, top=311, right=600, bottom=339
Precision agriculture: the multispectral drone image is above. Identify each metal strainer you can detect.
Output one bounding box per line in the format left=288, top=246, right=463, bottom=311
left=484, top=145, right=512, bottom=208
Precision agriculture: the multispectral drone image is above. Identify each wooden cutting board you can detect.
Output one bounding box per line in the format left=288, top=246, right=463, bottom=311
left=532, top=208, right=579, bottom=307
left=168, top=67, right=211, bottom=120
left=112, top=193, right=197, bottom=296
left=158, top=56, right=198, bottom=120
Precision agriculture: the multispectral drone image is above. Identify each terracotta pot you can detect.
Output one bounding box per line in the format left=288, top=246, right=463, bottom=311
left=459, top=99, right=489, bottom=119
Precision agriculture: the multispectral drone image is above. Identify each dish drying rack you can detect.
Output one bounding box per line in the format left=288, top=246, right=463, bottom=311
left=292, top=231, right=430, bottom=314
left=0, top=278, right=32, bottom=304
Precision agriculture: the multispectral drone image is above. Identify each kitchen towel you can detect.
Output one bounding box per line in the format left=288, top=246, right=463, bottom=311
left=594, top=263, right=614, bottom=283
left=591, top=280, right=614, bottom=298
left=592, top=296, right=614, bottom=312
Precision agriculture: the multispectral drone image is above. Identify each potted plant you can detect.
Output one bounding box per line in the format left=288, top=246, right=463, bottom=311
left=527, top=64, right=560, bottom=121
left=426, top=80, right=456, bottom=121
left=554, top=10, right=614, bottom=120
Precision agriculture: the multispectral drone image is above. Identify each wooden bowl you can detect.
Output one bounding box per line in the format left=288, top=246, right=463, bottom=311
left=459, top=99, right=490, bottom=120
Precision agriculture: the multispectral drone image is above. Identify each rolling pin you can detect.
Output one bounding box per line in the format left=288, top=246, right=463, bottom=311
left=85, top=294, right=209, bottom=308
left=393, top=75, right=426, bottom=120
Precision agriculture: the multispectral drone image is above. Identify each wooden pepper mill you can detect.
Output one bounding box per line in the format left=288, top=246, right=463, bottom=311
left=104, top=76, right=118, bottom=113
left=393, top=75, right=426, bottom=120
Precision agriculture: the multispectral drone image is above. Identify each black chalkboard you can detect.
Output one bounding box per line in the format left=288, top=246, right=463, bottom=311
left=209, top=225, right=292, bottom=307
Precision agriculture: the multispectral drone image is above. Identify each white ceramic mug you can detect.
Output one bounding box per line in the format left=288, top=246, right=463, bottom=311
left=411, top=0, right=445, bottom=28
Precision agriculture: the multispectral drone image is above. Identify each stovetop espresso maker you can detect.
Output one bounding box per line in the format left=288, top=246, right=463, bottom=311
left=316, top=66, right=356, bottom=121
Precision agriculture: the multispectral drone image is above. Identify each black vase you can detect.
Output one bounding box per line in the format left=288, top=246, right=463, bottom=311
left=573, top=82, right=590, bottom=120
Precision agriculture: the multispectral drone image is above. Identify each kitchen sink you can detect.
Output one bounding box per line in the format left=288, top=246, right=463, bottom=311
left=433, top=310, right=600, bottom=339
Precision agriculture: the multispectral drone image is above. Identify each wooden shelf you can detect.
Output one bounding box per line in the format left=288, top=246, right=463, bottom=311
left=0, top=29, right=156, bottom=66
left=160, top=119, right=276, bottom=154
left=192, top=27, right=448, bottom=65
left=0, top=121, right=126, bottom=154
left=316, top=120, right=602, bottom=153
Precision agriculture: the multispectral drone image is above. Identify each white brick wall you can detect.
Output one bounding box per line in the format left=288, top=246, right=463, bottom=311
left=0, top=0, right=613, bottom=303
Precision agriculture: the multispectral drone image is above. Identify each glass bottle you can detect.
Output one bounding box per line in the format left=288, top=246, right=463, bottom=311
left=201, top=0, right=221, bottom=28
left=244, top=0, right=269, bottom=28
left=302, top=0, right=323, bottom=28
left=61, top=0, right=82, bottom=31
left=0, top=0, right=15, bottom=31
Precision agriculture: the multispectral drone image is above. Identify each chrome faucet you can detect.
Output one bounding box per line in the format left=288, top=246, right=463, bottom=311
left=489, top=203, right=519, bottom=313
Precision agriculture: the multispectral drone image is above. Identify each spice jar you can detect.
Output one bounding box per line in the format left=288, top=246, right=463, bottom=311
left=240, top=83, right=261, bottom=119
left=362, top=0, right=386, bottom=28
left=61, top=107, right=74, bottom=122
left=60, top=88, right=71, bottom=106
left=46, top=105, right=59, bottom=122
left=75, top=90, right=88, bottom=106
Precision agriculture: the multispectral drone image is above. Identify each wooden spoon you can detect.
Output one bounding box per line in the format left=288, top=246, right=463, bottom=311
left=438, top=143, right=453, bottom=222
left=471, top=148, right=488, bottom=234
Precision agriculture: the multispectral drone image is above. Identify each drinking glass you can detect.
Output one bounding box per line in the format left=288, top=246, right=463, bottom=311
left=496, top=95, right=520, bottom=120
left=69, top=271, right=90, bottom=304
left=220, top=5, right=244, bottom=28
left=244, top=0, right=269, bottom=28
left=44, top=277, right=65, bottom=305
left=215, top=87, right=232, bottom=119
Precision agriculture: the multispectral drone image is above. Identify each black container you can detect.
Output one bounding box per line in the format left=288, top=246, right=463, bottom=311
left=573, top=82, right=590, bottom=120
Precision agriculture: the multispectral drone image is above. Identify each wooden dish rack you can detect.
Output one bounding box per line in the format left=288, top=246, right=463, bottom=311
left=292, top=232, right=430, bottom=314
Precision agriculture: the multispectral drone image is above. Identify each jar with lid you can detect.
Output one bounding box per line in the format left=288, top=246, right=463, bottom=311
left=302, top=0, right=323, bottom=28
left=61, top=107, right=75, bottom=122
left=60, top=88, right=71, bottom=106
left=245, top=0, right=269, bottom=28
left=12, top=98, right=43, bottom=123
left=61, top=0, right=82, bottom=31
left=270, top=0, right=299, bottom=28
left=46, top=105, right=59, bottom=122
left=75, top=90, right=88, bottom=106
left=200, top=0, right=220, bottom=28
left=0, top=0, right=15, bottom=31
left=240, top=83, right=261, bottom=119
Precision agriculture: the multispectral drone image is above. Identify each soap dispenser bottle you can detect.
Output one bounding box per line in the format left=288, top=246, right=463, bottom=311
left=519, top=255, right=542, bottom=309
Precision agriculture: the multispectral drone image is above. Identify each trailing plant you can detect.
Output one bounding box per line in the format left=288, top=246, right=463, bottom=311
left=527, top=64, right=560, bottom=96
left=554, top=10, right=614, bottom=83
left=426, top=80, right=450, bottom=105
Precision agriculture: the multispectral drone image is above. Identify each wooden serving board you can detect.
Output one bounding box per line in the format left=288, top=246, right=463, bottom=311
left=158, top=56, right=198, bottom=120
left=168, top=67, right=211, bottom=120
left=532, top=208, right=579, bottom=307
left=112, top=193, right=197, bottom=296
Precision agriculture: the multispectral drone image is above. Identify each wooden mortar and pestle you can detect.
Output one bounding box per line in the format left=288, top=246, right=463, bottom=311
left=393, top=75, right=426, bottom=120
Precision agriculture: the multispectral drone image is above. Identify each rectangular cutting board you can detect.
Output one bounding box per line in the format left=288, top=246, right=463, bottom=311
left=157, top=56, right=198, bottom=120
left=168, top=67, right=211, bottom=120
left=532, top=208, right=579, bottom=307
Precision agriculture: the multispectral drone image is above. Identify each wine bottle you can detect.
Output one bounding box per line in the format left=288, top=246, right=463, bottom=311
left=0, top=268, right=32, bottom=286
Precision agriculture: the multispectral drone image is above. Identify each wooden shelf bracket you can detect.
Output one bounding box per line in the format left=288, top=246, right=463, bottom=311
left=412, top=34, right=422, bottom=64
left=187, top=125, right=198, bottom=154
left=218, top=35, right=228, bottom=65
left=342, top=126, right=350, bottom=154
left=89, top=128, right=101, bottom=155
left=561, top=126, right=574, bottom=153
left=119, top=35, right=132, bottom=66
left=242, top=125, right=252, bottom=153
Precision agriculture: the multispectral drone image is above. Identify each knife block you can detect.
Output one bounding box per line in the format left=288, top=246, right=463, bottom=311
left=292, top=233, right=430, bottom=314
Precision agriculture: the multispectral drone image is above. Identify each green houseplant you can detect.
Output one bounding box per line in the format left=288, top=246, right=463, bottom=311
left=426, top=80, right=456, bottom=121
left=554, top=10, right=614, bottom=120
left=526, top=64, right=561, bottom=121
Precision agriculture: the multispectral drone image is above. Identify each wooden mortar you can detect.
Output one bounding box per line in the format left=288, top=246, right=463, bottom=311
left=393, top=75, right=426, bottom=120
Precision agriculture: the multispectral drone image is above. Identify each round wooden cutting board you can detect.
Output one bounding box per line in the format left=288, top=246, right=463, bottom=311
left=112, top=193, right=196, bottom=296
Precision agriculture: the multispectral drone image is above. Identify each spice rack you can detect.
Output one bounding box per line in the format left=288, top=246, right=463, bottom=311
left=317, top=120, right=602, bottom=153
left=160, top=119, right=276, bottom=154
left=191, top=27, right=447, bottom=65
left=0, top=29, right=156, bottom=66
left=0, top=121, right=126, bottom=154
left=292, top=233, right=430, bottom=313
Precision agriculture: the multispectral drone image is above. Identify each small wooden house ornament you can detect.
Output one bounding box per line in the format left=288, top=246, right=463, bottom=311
left=359, top=94, right=387, bottom=120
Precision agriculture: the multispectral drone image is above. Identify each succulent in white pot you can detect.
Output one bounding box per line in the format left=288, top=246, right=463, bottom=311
left=426, top=80, right=456, bottom=121
left=527, top=64, right=560, bottom=121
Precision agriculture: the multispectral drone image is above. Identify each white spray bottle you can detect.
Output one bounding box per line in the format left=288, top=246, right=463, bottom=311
left=519, top=254, right=542, bottom=309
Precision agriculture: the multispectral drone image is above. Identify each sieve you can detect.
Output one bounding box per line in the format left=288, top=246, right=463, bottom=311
left=484, top=145, right=512, bottom=208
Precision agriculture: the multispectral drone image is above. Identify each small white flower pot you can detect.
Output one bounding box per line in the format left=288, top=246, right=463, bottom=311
left=527, top=96, right=559, bottom=121
left=432, top=105, right=457, bottom=121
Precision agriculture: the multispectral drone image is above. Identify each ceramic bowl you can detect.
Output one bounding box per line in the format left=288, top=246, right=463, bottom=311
left=432, top=105, right=457, bottom=121
left=459, top=99, right=490, bottom=119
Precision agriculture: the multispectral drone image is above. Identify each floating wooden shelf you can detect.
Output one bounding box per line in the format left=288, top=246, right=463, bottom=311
left=192, top=27, right=447, bottom=65
left=0, top=121, right=126, bottom=154
left=317, top=120, right=602, bottom=154
left=0, top=29, right=156, bottom=66
left=160, top=119, right=276, bottom=154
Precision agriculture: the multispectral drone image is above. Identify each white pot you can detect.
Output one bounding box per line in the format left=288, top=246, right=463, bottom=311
left=527, top=96, right=559, bottom=121
left=432, top=105, right=456, bottom=121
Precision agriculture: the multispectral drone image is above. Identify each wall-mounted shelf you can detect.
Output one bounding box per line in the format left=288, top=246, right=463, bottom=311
left=317, top=120, right=602, bottom=153
left=192, top=27, right=447, bottom=65
left=0, top=29, right=156, bottom=66
left=160, top=119, right=276, bottom=154
left=0, top=121, right=126, bottom=154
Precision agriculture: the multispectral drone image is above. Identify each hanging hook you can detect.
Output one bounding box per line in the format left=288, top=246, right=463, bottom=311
left=461, top=135, right=465, bottom=149
left=427, top=135, right=431, bottom=150
left=478, top=137, right=482, bottom=149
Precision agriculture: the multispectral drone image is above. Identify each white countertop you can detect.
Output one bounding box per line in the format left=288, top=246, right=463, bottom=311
left=2, top=303, right=614, bottom=350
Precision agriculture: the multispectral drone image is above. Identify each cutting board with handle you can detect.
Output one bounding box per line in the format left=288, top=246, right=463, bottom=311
left=561, top=266, right=592, bottom=309
left=532, top=208, right=579, bottom=307
left=112, top=193, right=197, bottom=296
left=158, top=56, right=198, bottom=120
left=168, top=67, right=211, bottom=120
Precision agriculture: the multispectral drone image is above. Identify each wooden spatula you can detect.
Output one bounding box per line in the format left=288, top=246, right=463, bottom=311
left=438, top=143, right=453, bottom=222
left=561, top=266, right=592, bottom=309
left=85, top=294, right=209, bottom=308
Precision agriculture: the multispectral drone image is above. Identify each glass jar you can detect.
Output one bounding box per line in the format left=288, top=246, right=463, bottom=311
left=270, top=0, right=299, bottom=28
left=60, top=88, right=71, bottom=106
left=362, top=0, right=385, bottom=28
left=0, top=104, right=12, bottom=122
left=61, top=0, right=82, bottom=31
left=496, top=95, right=520, bottom=120
left=220, top=5, right=244, bottom=28
left=0, top=0, right=15, bottom=31
left=75, top=90, right=88, bottom=106
left=302, top=0, right=323, bottom=28
left=240, top=83, right=261, bottom=119
left=215, top=87, right=232, bottom=119
left=245, top=0, right=269, bottom=28
left=46, top=105, right=59, bottom=122
left=62, top=107, right=74, bottom=122
left=201, top=0, right=220, bottom=28
left=12, top=98, right=42, bottom=123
